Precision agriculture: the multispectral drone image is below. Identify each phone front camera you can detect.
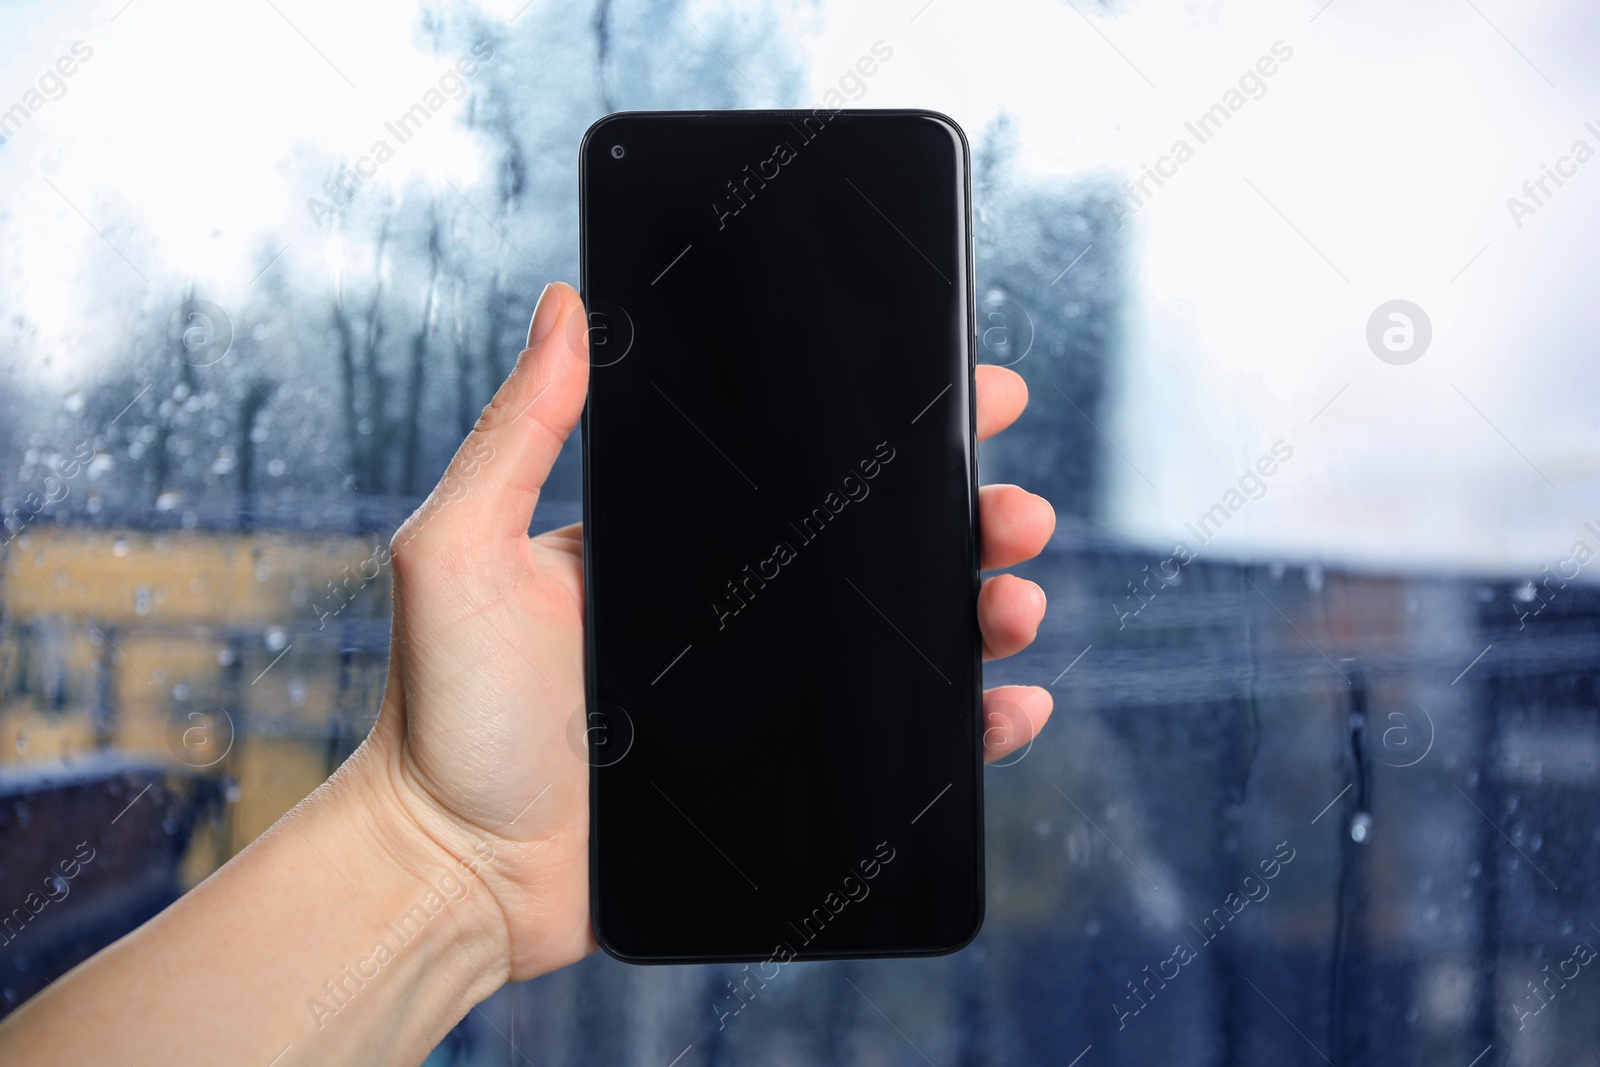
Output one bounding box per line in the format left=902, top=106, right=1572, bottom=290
left=610, top=144, right=625, bottom=159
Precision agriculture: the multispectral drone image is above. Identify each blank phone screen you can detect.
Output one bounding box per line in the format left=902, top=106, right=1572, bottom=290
left=581, top=109, right=980, bottom=962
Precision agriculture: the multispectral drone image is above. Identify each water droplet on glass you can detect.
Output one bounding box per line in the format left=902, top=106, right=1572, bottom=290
left=112, top=538, right=129, bottom=557
left=264, top=628, right=287, bottom=652
left=172, top=683, right=189, bottom=701
left=218, top=647, right=236, bottom=667
left=224, top=780, right=242, bottom=804
left=64, top=391, right=84, bottom=413
left=15, top=731, right=27, bottom=754
left=1034, top=819, right=1050, bottom=839
left=1350, top=812, right=1372, bottom=843
left=1514, top=581, right=1537, bottom=603
left=162, top=817, right=178, bottom=836
left=134, top=586, right=151, bottom=616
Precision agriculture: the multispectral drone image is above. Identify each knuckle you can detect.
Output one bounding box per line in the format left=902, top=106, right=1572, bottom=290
left=473, top=401, right=500, bottom=435
left=390, top=503, right=451, bottom=579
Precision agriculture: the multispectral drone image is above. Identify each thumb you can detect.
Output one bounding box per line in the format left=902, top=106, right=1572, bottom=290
left=398, top=282, right=589, bottom=552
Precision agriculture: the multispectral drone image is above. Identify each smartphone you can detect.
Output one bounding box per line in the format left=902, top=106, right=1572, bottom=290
left=579, top=109, right=980, bottom=964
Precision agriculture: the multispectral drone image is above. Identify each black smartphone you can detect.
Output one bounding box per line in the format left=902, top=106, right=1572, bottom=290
left=579, top=108, right=980, bottom=964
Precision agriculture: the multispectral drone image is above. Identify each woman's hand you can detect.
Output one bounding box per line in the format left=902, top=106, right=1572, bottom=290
left=360, top=280, right=1059, bottom=985
left=0, top=280, right=1056, bottom=1066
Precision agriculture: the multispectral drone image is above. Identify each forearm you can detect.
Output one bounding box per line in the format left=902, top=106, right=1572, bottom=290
left=0, top=734, right=512, bottom=1066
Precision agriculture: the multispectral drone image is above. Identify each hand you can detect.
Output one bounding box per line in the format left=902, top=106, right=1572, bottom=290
left=356, top=281, right=1057, bottom=984
left=0, top=280, right=1057, bottom=1065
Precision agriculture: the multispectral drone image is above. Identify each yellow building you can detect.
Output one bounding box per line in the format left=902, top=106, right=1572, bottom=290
left=1, top=525, right=395, bottom=883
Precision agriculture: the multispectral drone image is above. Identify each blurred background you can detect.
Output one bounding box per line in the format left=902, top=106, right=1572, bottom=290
left=2, top=0, right=1598, bottom=1064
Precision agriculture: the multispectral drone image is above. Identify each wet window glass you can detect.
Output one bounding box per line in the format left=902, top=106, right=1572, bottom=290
left=2, top=1, right=1596, bottom=1064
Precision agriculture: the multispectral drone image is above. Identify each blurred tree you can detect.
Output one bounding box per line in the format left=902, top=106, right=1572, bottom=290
left=973, top=112, right=1123, bottom=524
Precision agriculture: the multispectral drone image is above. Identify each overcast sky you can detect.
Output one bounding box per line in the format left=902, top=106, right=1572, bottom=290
left=2, top=0, right=1595, bottom=578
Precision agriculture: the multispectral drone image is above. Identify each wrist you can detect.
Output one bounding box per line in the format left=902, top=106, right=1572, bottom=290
left=329, top=722, right=515, bottom=1007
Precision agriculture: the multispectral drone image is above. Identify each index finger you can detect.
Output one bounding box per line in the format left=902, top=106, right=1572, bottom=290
left=976, top=365, right=1027, bottom=442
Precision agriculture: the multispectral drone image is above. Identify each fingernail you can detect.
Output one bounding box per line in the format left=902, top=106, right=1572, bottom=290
left=526, top=284, right=559, bottom=347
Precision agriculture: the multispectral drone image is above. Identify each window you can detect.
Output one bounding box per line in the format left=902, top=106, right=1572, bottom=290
left=2, top=1, right=1593, bottom=1062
